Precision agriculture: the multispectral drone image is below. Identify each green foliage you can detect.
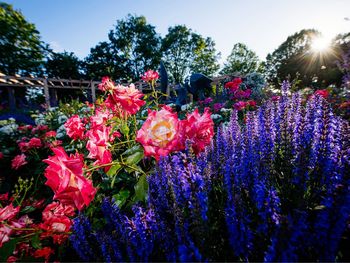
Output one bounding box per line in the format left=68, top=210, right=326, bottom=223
left=162, top=25, right=220, bottom=83
left=221, top=43, right=262, bottom=75
left=45, top=51, right=83, bottom=79
left=85, top=15, right=161, bottom=81
left=0, top=2, right=46, bottom=75
left=84, top=41, right=125, bottom=80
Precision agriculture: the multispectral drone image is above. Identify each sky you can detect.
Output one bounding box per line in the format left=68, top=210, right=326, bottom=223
left=5, top=0, right=350, bottom=64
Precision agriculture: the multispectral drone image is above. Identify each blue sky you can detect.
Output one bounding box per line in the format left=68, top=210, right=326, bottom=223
left=5, top=0, right=350, bottom=63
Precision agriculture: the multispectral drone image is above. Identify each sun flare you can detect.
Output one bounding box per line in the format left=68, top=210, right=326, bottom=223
left=311, top=35, right=331, bottom=52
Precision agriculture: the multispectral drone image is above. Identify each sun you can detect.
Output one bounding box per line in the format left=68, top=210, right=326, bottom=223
left=311, top=35, right=331, bottom=52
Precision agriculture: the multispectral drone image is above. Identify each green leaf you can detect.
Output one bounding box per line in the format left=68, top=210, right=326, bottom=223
left=120, top=123, right=129, bottom=135
left=106, top=163, right=122, bottom=177
left=31, top=233, right=41, bottom=249
left=0, top=238, right=19, bottom=261
left=122, top=145, right=143, bottom=156
left=125, top=151, right=144, bottom=166
left=134, top=174, right=148, bottom=203
left=20, top=206, right=36, bottom=214
left=113, top=190, right=130, bottom=208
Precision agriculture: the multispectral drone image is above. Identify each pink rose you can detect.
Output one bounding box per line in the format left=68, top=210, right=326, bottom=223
left=141, top=70, right=159, bottom=82
left=43, top=147, right=96, bottom=211
left=182, top=108, right=214, bottom=155
left=98, top=76, right=115, bottom=92
left=234, top=101, right=247, bottom=111
left=86, top=125, right=112, bottom=170
left=105, top=84, right=145, bottom=116
left=136, top=106, right=183, bottom=160
left=64, top=115, right=85, bottom=140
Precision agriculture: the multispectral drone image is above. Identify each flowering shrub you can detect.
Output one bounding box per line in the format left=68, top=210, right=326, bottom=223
left=71, top=81, right=350, bottom=261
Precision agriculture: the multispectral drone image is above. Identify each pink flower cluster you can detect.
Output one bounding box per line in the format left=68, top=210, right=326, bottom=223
left=137, top=106, right=214, bottom=160
left=233, top=100, right=256, bottom=111
left=0, top=193, right=76, bottom=261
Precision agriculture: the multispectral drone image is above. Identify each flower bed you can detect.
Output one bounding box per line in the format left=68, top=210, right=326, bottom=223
left=0, top=73, right=349, bottom=262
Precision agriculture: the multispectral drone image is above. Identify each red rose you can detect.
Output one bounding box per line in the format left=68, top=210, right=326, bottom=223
left=136, top=106, right=183, bottom=160
left=0, top=152, right=3, bottom=159
left=247, top=100, right=257, bottom=107
left=182, top=108, right=214, bottom=155
left=33, top=247, right=54, bottom=261
left=314, top=89, right=329, bottom=99
left=225, top=78, right=242, bottom=93
left=43, top=147, right=96, bottom=210
left=28, top=137, right=42, bottom=148
left=39, top=215, right=72, bottom=244
left=42, top=202, right=75, bottom=221
left=11, top=154, right=27, bottom=170
left=0, top=203, right=20, bottom=221
left=45, top=131, right=57, bottom=138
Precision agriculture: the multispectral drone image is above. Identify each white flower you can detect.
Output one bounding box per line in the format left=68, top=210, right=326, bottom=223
left=56, top=125, right=67, bottom=139
left=181, top=103, right=192, bottom=111
left=210, top=114, right=222, bottom=120
left=0, top=123, right=18, bottom=135
left=57, top=115, right=68, bottom=125
left=220, top=108, right=232, bottom=113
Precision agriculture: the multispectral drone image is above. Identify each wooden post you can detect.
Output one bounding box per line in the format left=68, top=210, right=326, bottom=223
left=91, top=81, right=96, bottom=102
left=49, top=89, right=58, bottom=107
left=43, top=78, right=50, bottom=108
left=7, top=86, right=16, bottom=111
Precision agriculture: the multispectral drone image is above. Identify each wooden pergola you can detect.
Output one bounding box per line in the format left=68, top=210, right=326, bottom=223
left=0, top=72, right=233, bottom=110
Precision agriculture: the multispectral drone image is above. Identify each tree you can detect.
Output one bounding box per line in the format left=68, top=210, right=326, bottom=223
left=84, top=41, right=126, bottom=80
left=263, top=29, right=342, bottom=87
left=45, top=51, right=82, bottom=79
left=0, top=2, right=46, bottom=75
left=220, top=43, right=262, bottom=75
left=108, top=14, right=161, bottom=81
left=162, top=25, right=220, bottom=83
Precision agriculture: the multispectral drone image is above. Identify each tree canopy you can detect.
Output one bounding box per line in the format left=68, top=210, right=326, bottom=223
left=161, top=25, right=220, bottom=83
left=221, top=43, right=262, bottom=75
left=45, top=51, right=82, bottom=79
left=263, top=29, right=344, bottom=87
left=108, top=14, right=161, bottom=81
left=0, top=2, right=46, bottom=75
